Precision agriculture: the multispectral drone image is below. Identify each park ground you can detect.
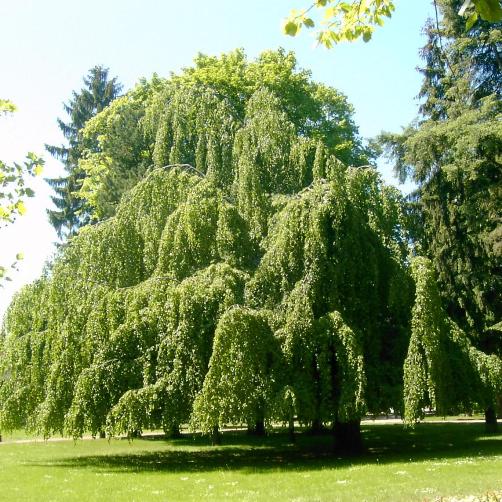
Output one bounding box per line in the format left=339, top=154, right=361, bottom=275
left=0, top=420, right=501, bottom=501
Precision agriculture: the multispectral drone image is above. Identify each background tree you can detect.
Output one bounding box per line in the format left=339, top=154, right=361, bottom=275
left=382, top=0, right=501, bottom=337
left=45, top=66, right=122, bottom=239
left=381, top=0, right=501, bottom=423
left=404, top=257, right=502, bottom=431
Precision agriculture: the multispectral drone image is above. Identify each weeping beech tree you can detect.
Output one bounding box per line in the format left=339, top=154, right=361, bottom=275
left=1, top=49, right=498, bottom=450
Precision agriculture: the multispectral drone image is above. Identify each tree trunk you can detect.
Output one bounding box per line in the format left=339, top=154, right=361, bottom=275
left=247, top=417, right=266, bottom=436
left=485, top=406, right=498, bottom=433
left=254, top=419, right=266, bottom=436
left=496, top=395, right=502, bottom=420
left=288, top=417, right=295, bottom=443
left=310, top=418, right=324, bottom=435
left=169, top=424, right=181, bottom=438
left=334, top=419, right=362, bottom=454
left=99, top=430, right=106, bottom=439
left=211, top=425, right=221, bottom=445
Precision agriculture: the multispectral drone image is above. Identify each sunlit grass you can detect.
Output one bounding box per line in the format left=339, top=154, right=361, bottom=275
left=0, top=422, right=501, bottom=501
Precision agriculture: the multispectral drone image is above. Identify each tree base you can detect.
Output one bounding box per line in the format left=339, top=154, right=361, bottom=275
left=247, top=420, right=266, bottom=436
left=310, top=419, right=325, bottom=435
left=485, top=406, right=498, bottom=434
left=333, top=420, right=362, bottom=454
left=288, top=418, right=295, bottom=443
left=168, top=424, right=181, bottom=439
left=211, top=426, right=221, bottom=445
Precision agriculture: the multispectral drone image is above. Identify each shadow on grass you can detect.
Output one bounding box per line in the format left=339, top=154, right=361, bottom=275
left=28, top=423, right=502, bottom=474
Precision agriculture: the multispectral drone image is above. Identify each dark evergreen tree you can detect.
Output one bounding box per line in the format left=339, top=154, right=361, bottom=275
left=46, top=66, right=122, bottom=239
left=418, top=0, right=501, bottom=120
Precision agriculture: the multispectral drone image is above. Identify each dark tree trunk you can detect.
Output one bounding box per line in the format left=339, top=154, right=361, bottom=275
left=254, top=419, right=266, bottom=436
left=485, top=406, right=498, bottom=433
left=99, top=430, right=106, bottom=439
left=310, top=418, right=324, bottom=435
left=496, top=395, right=502, bottom=420
left=169, top=424, right=181, bottom=438
left=247, top=417, right=266, bottom=436
left=288, top=417, right=295, bottom=443
left=211, top=425, right=221, bottom=445
left=334, top=419, right=362, bottom=454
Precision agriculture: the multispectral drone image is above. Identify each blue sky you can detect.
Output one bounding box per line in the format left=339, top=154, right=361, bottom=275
left=0, top=0, right=435, bottom=317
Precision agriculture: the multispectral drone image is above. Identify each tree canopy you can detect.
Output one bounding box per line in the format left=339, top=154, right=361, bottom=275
left=76, top=49, right=372, bottom=222
left=380, top=0, right=501, bottom=425
left=381, top=0, right=501, bottom=340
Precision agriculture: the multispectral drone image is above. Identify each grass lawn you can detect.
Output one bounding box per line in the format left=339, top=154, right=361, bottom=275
left=0, top=422, right=501, bottom=501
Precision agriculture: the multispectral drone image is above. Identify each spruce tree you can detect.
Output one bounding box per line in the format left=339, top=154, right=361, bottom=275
left=46, top=65, right=122, bottom=239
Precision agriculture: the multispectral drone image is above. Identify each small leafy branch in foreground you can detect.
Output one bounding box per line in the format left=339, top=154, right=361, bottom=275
left=0, top=99, right=44, bottom=283
left=283, top=0, right=502, bottom=47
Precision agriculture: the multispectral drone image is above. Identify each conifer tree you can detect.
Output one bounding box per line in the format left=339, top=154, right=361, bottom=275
left=46, top=66, right=122, bottom=238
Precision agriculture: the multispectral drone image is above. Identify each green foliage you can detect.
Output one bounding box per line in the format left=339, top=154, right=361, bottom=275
left=0, top=278, right=51, bottom=431
left=381, top=1, right=501, bottom=349
left=77, top=50, right=371, bottom=223
left=404, top=257, right=502, bottom=424
left=0, top=99, right=17, bottom=115
left=46, top=66, right=122, bottom=238
left=247, top=167, right=413, bottom=417
left=283, top=0, right=395, bottom=47
left=191, top=307, right=281, bottom=433
left=282, top=0, right=502, bottom=48
left=382, top=95, right=501, bottom=339
left=0, top=100, right=44, bottom=282
left=6, top=48, right=490, bottom=443
left=78, top=79, right=160, bottom=220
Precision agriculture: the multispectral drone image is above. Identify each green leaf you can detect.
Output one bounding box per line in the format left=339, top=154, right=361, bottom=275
left=303, top=17, right=315, bottom=28
left=16, top=252, right=24, bottom=261
left=465, top=11, right=478, bottom=30
left=473, top=0, right=502, bottom=21
left=362, top=30, right=372, bottom=42
left=315, top=0, right=328, bottom=6
left=284, top=21, right=299, bottom=36
left=16, top=201, right=26, bottom=215
left=34, top=164, right=43, bottom=176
